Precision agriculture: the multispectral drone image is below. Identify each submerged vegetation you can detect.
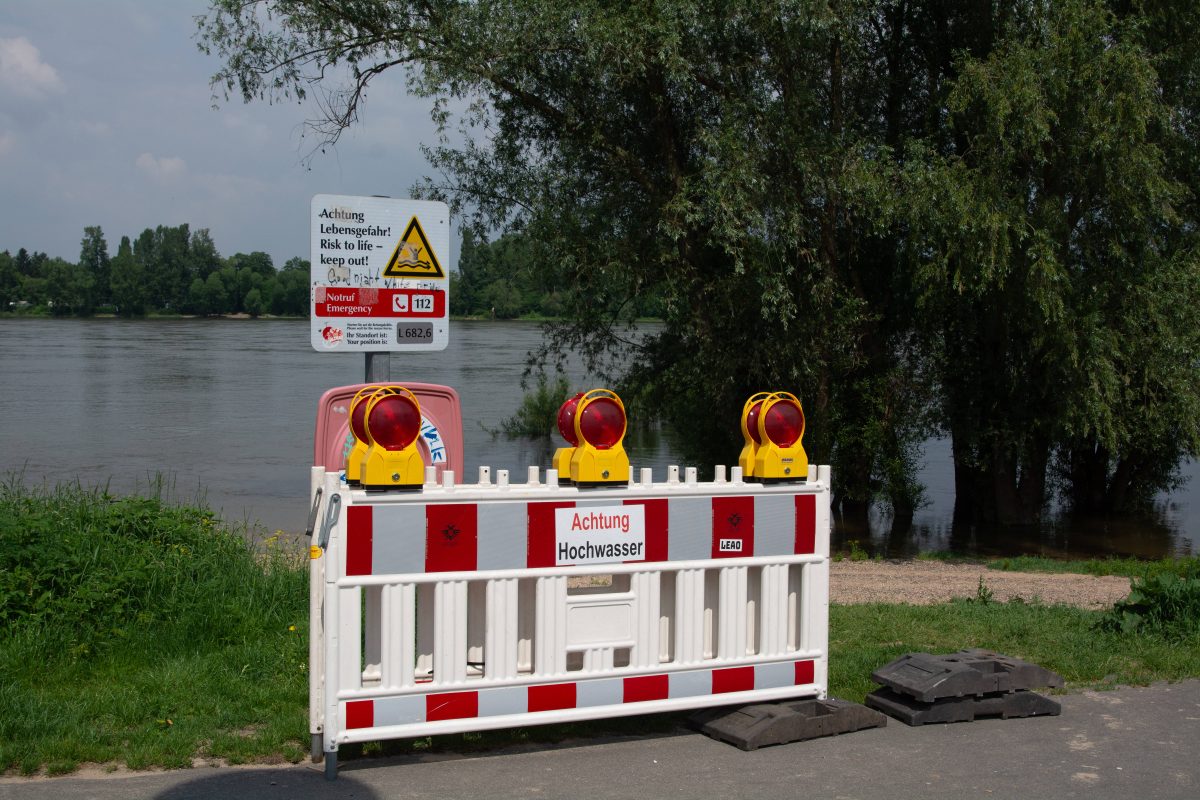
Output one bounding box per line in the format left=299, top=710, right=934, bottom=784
left=498, top=373, right=573, bottom=438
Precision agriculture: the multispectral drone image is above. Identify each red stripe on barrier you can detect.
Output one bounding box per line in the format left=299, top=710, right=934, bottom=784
left=345, top=700, right=374, bottom=729
left=712, top=666, right=755, bottom=694
left=712, top=496, right=754, bottom=559
left=426, top=504, right=478, bottom=572
left=527, top=502, right=574, bottom=568
left=623, top=674, right=669, bottom=703
left=528, top=682, right=577, bottom=712
left=426, top=691, right=479, bottom=721
left=795, top=659, right=815, bottom=685
left=795, top=494, right=817, bottom=554
left=345, top=505, right=374, bottom=576
left=624, top=498, right=668, bottom=562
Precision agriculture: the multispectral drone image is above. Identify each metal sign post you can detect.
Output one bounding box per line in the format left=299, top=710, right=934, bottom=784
left=364, top=352, right=390, bottom=382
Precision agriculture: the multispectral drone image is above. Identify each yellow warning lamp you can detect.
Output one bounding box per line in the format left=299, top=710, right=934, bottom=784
left=569, top=389, right=630, bottom=486
left=752, top=391, right=808, bottom=482
left=738, top=391, right=775, bottom=479
left=361, top=386, right=425, bottom=491
left=552, top=391, right=585, bottom=484
left=345, top=385, right=385, bottom=487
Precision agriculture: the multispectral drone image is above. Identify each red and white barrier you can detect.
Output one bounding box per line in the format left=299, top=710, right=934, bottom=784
left=309, top=463, right=831, bottom=774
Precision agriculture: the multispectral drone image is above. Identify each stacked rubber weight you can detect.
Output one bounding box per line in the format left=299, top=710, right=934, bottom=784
left=865, top=649, right=1064, bottom=725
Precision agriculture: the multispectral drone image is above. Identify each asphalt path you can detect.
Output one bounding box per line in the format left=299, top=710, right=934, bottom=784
left=2, top=681, right=1197, bottom=800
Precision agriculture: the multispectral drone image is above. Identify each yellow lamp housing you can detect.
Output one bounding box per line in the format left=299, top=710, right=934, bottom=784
left=344, top=384, right=386, bottom=486
left=361, top=386, right=426, bottom=491
left=752, top=391, right=808, bottom=482
left=738, top=391, right=776, bottom=480
left=568, top=389, right=630, bottom=486
left=552, top=391, right=585, bottom=485
left=552, top=447, right=575, bottom=483
left=352, top=385, right=399, bottom=484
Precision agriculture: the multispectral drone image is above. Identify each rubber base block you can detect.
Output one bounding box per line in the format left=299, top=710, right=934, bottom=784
left=865, top=687, right=1061, bottom=726
left=691, top=698, right=887, bottom=751
left=871, top=649, right=1065, bottom=703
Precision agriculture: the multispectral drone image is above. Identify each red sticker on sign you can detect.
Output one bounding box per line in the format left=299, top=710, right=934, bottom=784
left=426, top=504, right=477, bottom=572
left=711, top=496, right=754, bottom=558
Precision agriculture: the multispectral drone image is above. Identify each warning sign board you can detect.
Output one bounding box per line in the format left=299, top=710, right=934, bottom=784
left=309, top=194, right=449, bottom=352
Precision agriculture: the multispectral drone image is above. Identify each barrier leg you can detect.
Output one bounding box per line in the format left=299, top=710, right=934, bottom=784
left=311, top=734, right=323, bottom=763
left=324, top=750, right=338, bottom=781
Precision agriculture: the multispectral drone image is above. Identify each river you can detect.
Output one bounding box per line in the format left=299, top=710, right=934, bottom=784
left=1, top=317, right=1194, bottom=558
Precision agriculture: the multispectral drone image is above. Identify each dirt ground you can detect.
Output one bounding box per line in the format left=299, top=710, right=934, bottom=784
left=831, top=560, right=1131, bottom=609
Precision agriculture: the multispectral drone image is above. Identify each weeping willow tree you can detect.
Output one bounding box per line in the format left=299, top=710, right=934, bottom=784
left=198, top=0, right=1200, bottom=525
left=887, top=0, right=1200, bottom=521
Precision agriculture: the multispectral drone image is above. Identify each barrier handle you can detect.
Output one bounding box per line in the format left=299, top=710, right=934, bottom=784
left=317, top=493, right=342, bottom=550
left=306, top=487, right=324, bottom=539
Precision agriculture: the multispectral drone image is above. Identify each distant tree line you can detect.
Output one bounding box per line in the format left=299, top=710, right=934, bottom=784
left=0, top=225, right=309, bottom=317
left=451, top=229, right=664, bottom=319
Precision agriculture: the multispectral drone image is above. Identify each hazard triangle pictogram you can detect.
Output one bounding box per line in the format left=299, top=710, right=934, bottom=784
left=383, top=216, right=445, bottom=278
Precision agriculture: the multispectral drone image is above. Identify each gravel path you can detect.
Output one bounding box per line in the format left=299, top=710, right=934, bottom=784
left=831, top=560, right=1131, bottom=609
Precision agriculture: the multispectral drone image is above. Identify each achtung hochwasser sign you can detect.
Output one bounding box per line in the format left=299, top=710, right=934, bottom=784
left=554, top=505, right=647, bottom=566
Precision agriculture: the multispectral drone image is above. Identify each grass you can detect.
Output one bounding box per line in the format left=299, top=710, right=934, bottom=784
left=0, top=480, right=308, bottom=775
left=829, top=599, right=1200, bottom=702
left=2, top=479, right=1198, bottom=776
left=907, top=550, right=1200, bottom=580
left=985, top=554, right=1200, bottom=579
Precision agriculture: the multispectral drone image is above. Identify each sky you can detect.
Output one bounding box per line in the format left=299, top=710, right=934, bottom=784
left=0, top=0, right=454, bottom=270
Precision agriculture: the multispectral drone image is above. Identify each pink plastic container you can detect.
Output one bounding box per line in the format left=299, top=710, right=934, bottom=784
left=312, top=382, right=464, bottom=481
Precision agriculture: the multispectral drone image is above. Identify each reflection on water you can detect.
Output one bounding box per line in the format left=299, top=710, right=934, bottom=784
left=1, top=317, right=1195, bottom=558
left=835, top=505, right=1193, bottom=560
left=835, top=439, right=1197, bottom=559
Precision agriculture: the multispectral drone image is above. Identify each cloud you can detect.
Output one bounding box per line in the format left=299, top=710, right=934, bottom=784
left=80, top=120, right=111, bottom=137
left=222, top=114, right=273, bottom=146
left=0, top=132, right=14, bottom=156
left=195, top=171, right=268, bottom=202
left=135, top=152, right=187, bottom=181
left=131, top=152, right=267, bottom=210
left=0, top=37, right=64, bottom=99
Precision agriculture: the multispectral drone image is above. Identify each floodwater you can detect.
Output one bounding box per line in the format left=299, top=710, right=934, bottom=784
left=0, top=317, right=1194, bottom=558
left=836, top=436, right=1197, bottom=560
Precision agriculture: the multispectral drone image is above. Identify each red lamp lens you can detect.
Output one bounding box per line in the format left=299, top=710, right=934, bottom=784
left=350, top=395, right=372, bottom=442
left=366, top=395, right=421, bottom=451
left=762, top=400, right=803, bottom=448
left=578, top=397, right=625, bottom=450
left=745, top=400, right=765, bottom=444
left=557, top=393, right=583, bottom=445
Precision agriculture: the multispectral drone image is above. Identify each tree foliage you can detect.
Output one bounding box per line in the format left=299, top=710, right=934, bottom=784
left=191, top=0, right=1198, bottom=524
left=883, top=1, right=1200, bottom=520
left=453, top=229, right=662, bottom=319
